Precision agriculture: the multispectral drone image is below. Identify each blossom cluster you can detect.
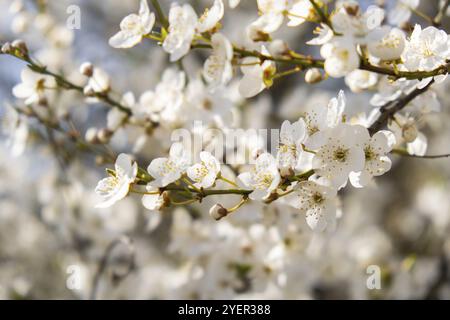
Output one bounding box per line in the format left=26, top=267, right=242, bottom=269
left=2, top=0, right=450, bottom=299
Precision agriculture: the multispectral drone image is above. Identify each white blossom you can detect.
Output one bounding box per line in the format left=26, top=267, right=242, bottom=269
left=368, top=27, right=406, bottom=61
left=238, top=153, right=281, bottom=200
left=287, top=0, right=315, bottom=27
left=388, top=0, right=420, bottom=26
left=108, top=0, right=155, bottom=48
left=187, top=151, right=221, bottom=189
left=142, top=186, right=165, bottom=211
left=310, top=124, right=366, bottom=188
left=13, top=68, right=56, bottom=105
left=276, top=119, right=307, bottom=173
left=345, top=70, right=378, bottom=93
left=197, top=0, right=224, bottom=33
left=239, top=47, right=276, bottom=98
left=148, top=142, right=191, bottom=187
left=349, top=130, right=395, bottom=188
left=285, top=179, right=337, bottom=231
left=203, top=33, right=233, bottom=91
left=95, top=154, right=138, bottom=208
left=320, top=39, right=359, bottom=78
left=163, top=3, right=198, bottom=62
left=401, top=25, right=450, bottom=72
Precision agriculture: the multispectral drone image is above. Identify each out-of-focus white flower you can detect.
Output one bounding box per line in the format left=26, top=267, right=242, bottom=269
left=306, top=23, right=334, bottom=45
left=302, top=90, right=346, bottom=145
left=331, top=3, right=384, bottom=44
left=239, top=47, right=276, bottom=98
left=310, top=124, right=366, bottom=188
left=238, top=153, right=281, bottom=200
left=370, top=78, right=413, bottom=107
left=197, top=0, right=224, bottom=33
left=187, top=151, right=221, bottom=189
left=368, top=27, right=406, bottom=61
left=276, top=119, right=307, bottom=173
left=203, top=33, right=233, bottom=91
left=163, top=3, right=198, bottom=62
left=95, top=154, right=137, bottom=208
left=247, top=14, right=283, bottom=42
left=109, top=0, right=155, bottom=49
left=285, top=179, right=337, bottom=231
left=401, top=25, right=450, bottom=72
left=388, top=0, right=420, bottom=26
left=349, top=130, right=394, bottom=188
left=13, top=68, right=56, bottom=105
left=107, top=92, right=133, bottom=130
left=142, top=186, right=165, bottom=211
left=287, top=0, right=315, bottom=27
left=320, top=39, right=359, bottom=78
left=138, top=68, right=186, bottom=125
left=388, top=114, right=427, bottom=156
left=83, top=67, right=110, bottom=94
left=2, top=103, right=29, bottom=157
left=345, top=70, right=378, bottom=93
left=148, top=142, right=191, bottom=187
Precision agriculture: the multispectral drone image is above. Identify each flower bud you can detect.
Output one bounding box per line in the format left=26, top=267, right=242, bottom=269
left=305, top=68, right=323, bottom=84
left=97, top=128, right=113, bottom=144
left=11, top=39, right=28, bottom=56
left=80, top=62, right=94, bottom=77
left=209, top=204, right=228, bottom=221
left=402, top=123, right=418, bottom=143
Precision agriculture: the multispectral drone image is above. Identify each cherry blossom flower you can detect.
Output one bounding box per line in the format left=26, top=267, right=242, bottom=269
left=388, top=0, right=420, bottom=26
left=276, top=119, right=307, bottom=174
left=331, top=3, right=385, bottom=44
left=95, top=154, right=138, bottom=208
left=109, top=0, right=155, bottom=49
left=187, top=151, right=221, bottom=189
left=287, top=0, right=315, bottom=27
left=238, top=153, right=281, bottom=200
left=367, top=27, right=406, bottom=61
left=203, top=33, right=233, bottom=91
left=163, top=3, right=198, bottom=62
left=142, top=186, right=166, bottom=211
left=13, top=68, right=56, bottom=105
left=402, top=25, right=450, bottom=72
left=197, top=0, right=224, bottom=33
left=349, top=130, right=395, bottom=188
left=83, top=67, right=110, bottom=94
left=285, top=178, right=338, bottom=231
left=306, top=23, right=334, bottom=45
left=238, top=47, right=276, bottom=97
left=320, top=39, right=359, bottom=78
left=345, top=70, right=378, bottom=93
left=310, top=124, right=366, bottom=188
left=148, top=142, right=191, bottom=187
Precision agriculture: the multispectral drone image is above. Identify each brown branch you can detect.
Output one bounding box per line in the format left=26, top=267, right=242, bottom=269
left=368, top=79, right=435, bottom=135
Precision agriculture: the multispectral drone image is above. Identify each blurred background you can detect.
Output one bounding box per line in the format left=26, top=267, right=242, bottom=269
left=0, top=0, right=450, bottom=299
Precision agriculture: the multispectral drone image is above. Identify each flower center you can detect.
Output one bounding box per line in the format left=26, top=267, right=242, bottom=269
left=312, top=192, right=324, bottom=204
left=333, top=147, right=349, bottom=162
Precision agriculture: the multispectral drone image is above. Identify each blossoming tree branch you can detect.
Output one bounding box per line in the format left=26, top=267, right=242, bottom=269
left=2, top=0, right=450, bottom=232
